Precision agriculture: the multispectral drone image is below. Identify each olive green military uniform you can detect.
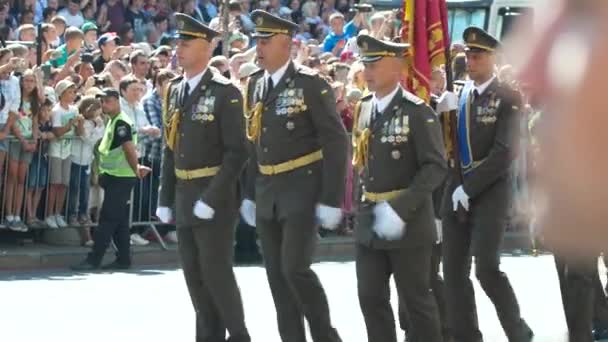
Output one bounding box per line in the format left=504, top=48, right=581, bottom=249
left=243, top=10, right=348, bottom=342
left=158, top=13, right=249, bottom=342
left=440, top=27, right=532, bottom=342
left=352, top=35, right=446, bottom=342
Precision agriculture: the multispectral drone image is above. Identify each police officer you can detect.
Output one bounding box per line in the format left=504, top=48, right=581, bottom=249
left=240, top=10, right=348, bottom=342
left=351, top=34, right=445, bottom=342
left=71, top=89, right=151, bottom=271
left=440, top=27, right=533, bottom=342
left=155, top=14, right=250, bottom=342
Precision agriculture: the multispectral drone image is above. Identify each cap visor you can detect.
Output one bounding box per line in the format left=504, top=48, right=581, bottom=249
left=252, top=32, right=276, bottom=39
left=465, top=46, right=493, bottom=52
left=360, top=56, right=383, bottom=63
left=174, top=33, right=199, bottom=40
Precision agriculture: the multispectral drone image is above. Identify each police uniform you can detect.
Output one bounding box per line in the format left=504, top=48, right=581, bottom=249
left=158, top=14, right=250, bottom=342
left=352, top=35, right=445, bottom=342
left=73, top=88, right=139, bottom=270
left=243, top=10, right=348, bottom=342
left=440, top=27, right=533, bottom=342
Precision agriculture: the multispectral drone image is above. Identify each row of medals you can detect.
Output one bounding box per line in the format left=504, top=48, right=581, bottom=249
left=382, top=114, right=409, bottom=160
left=277, top=89, right=306, bottom=131
left=194, top=94, right=216, bottom=122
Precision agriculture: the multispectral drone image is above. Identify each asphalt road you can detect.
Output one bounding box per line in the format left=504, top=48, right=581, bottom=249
left=0, top=255, right=598, bottom=342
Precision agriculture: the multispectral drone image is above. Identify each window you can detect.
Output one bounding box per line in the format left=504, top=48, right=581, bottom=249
left=448, top=7, right=489, bottom=42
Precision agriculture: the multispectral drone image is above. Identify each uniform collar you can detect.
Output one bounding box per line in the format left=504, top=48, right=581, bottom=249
left=264, top=60, right=290, bottom=88
left=473, top=75, right=496, bottom=96
left=185, top=68, right=207, bottom=95
left=372, top=85, right=400, bottom=113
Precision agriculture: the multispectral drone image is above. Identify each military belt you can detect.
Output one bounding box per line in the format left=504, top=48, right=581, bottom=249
left=363, top=189, right=406, bottom=202
left=259, top=150, right=323, bottom=176
left=175, top=166, right=221, bottom=180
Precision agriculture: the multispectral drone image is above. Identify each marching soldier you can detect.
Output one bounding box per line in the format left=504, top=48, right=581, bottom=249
left=351, top=34, right=446, bottom=342
left=155, top=14, right=250, bottom=342
left=440, top=26, right=533, bottom=342
left=240, top=10, right=348, bottom=342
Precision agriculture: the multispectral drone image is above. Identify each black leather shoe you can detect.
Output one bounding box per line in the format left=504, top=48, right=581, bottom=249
left=101, top=260, right=131, bottom=270
left=70, top=259, right=99, bottom=271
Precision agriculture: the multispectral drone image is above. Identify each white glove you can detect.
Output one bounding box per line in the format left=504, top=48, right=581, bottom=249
left=240, top=199, right=256, bottom=227
left=435, top=219, right=443, bottom=244
left=452, top=185, right=470, bottom=212
left=372, top=202, right=405, bottom=240
left=315, top=204, right=343, bottom=230
left=156, top=206, right=173, bottom=224
left=436, top=91, right=459, bottom=113
left=193, top=200, right=215, bottom=220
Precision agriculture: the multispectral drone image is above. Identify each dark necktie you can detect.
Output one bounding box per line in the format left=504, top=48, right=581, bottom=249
left=372, top=104, right=381, bottom=122
left=472, top=89, right=479, bottom=102
left=182, top=82, right=190, bottom=106
left=266, top=77, right=274, bottom=99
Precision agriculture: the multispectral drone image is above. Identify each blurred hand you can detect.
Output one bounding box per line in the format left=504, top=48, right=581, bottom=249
left=136, top=165, right=152, bottom=179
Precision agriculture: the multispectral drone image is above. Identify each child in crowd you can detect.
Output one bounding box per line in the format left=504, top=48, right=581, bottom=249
left=5, top=69, right=40, bottom=231
left=0, top=48, right=23, bottom=227
left=47, top=79, right=82, bottom=229
left=27, top=98, right=54, bottom=227
left=68, top=96, right=105, bottom=246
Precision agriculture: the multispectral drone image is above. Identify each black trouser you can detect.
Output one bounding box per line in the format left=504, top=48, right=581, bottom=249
left=234, top=217, right=261, bottom=262
left=87, top=175, right=136, bottom=266
left=555, top=254, right=608, bottom=342
left=442, top=211, right=531, bottom=342
left=399, top=243, right=447, bottom=338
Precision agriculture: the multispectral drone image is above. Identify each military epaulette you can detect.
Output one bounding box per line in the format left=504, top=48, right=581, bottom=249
left=249, top=68, right=264, bottom=77
left=296, top=64, right=318, bottom=77
left=401, top=90, right=424, bottom=105
left=360, top=93, right=373, bottom=102
left=169, top=75, right=183, bottom=84
left=210, top=70, right=232, bottom=85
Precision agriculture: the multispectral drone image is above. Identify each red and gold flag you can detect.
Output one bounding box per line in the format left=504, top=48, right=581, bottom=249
left=401, top=0, right=450, bottom=103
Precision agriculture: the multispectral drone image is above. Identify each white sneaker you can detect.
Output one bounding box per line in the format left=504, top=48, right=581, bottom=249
left=45, top=216, right=59, bottom=229
left=130, top=233, right=150, bottom=246
left=165, top=231, right=178, bottom=243
left=55, top=215, right=68, bottom=228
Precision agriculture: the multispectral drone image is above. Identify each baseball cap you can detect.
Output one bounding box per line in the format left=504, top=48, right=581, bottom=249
left=97, top=87, right=120, bottom=99
left=97, top=32, right=121, bottom=47
left=55, top=80, right=76, bottom=98
left=81, top=22, right=98, bottom=33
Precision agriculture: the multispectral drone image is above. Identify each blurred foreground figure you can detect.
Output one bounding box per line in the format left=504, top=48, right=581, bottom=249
left=514, top=0, right=608, bottom=258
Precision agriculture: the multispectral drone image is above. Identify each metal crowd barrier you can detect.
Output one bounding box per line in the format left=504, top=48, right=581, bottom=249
left=0, top=135, right=172, bottom=250
left=0, top=127, right=535, bottom=248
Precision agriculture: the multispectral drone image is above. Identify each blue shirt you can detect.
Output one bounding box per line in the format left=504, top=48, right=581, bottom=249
left=322, top=20, right=358, bottom=54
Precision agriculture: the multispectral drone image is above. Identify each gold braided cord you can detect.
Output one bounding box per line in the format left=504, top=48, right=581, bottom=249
left=351, top=100, right=369, bottom=170
left=352, top=128, right=370, bottom=170
left=245, top=102, right=263, bottom=142
left=167, top=113, right=181, bottom=151
left=162, top=86, right=177, bottom=151
left=243, top=78, right=263, bottom=142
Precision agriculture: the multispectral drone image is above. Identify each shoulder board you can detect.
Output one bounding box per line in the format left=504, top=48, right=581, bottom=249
left=296, top=64, right=318, bottom=77
left=210, top=70, right=232, bottom=85
left=454, top=80, right=466, bottom=87
left=169, top=75, right=183, bottom=84
left=249, top=68, right=264, bottom=77
left=401, top=90, right=424, bottom=105
left=360, top=93, right=373, bottom=102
